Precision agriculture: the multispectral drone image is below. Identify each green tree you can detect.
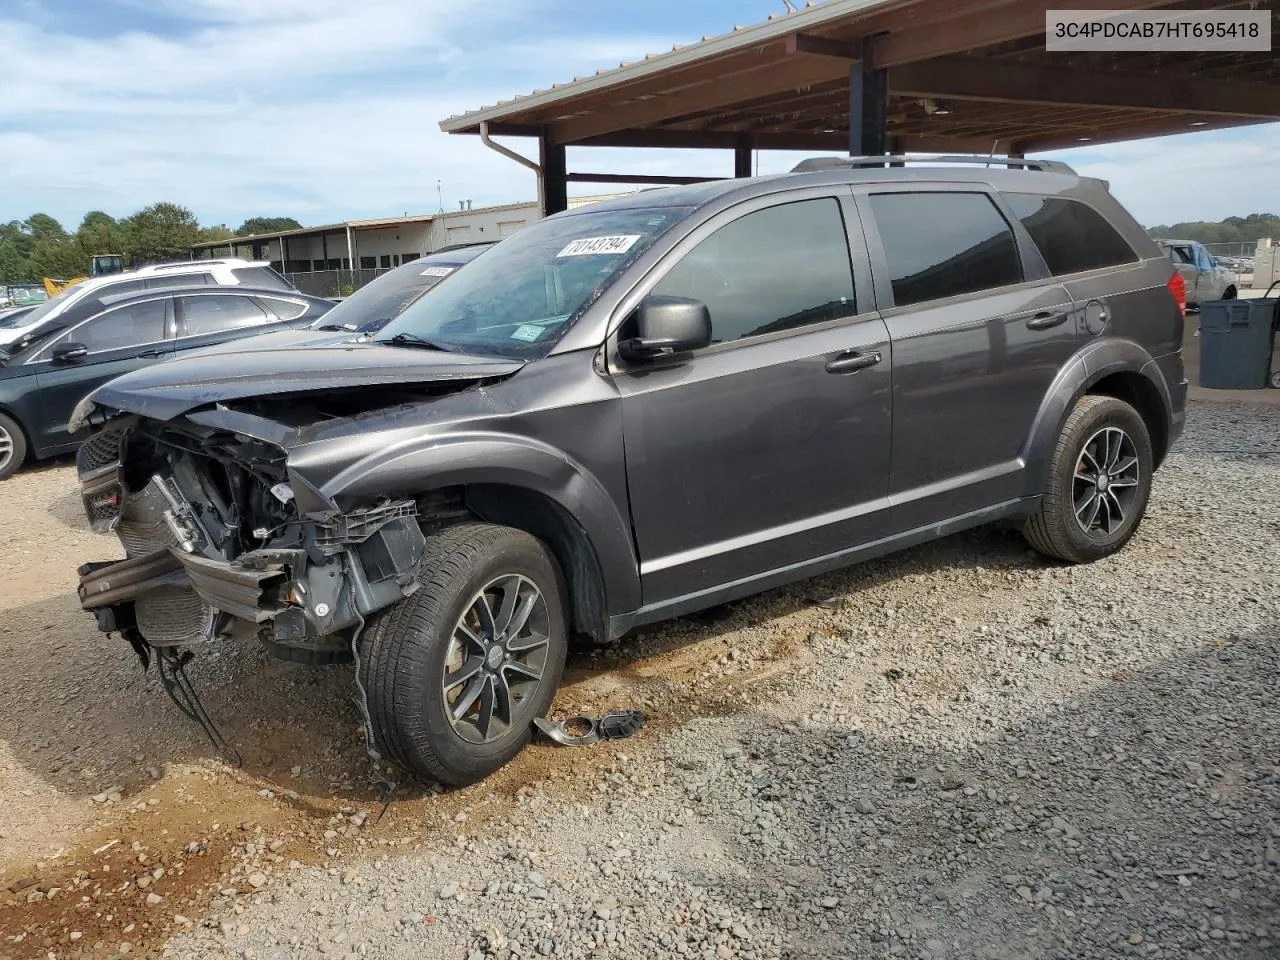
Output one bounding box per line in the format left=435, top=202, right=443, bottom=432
left=236, top=216, right=303, bottom=236
left=198, top=224, right=236, bottom=243
left=77, top=210, right=125, bottom=258
left=124, top=202, right=200, bottom=264
left=23, top=213, right=66, bottom=243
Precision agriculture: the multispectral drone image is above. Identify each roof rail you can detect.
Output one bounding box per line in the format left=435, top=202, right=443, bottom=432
left=791, top=155, right=1076, bottom=175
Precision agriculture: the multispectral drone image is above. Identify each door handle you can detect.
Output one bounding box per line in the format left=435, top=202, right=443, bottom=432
left=136, top=349, right=167, bottom=359
left=825, top=350, right=882, bottom=374
left=1025, top=311, right=1068, bottom=331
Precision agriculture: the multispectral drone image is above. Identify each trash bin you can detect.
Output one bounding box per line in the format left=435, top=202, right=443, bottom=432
left=1198, top=283, right=1279, bottom=390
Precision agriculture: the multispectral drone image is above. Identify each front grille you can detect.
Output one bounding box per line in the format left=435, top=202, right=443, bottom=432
left=117, top=477, right=216, bottom=647
left=136, top=584, right=216, bottom=647
left=77, top=426, right=125, bottom=476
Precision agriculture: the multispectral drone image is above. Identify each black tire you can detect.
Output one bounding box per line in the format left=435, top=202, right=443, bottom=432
left=360, top=522, right=568, bottom=786
left=0, top=412, right=28, bottom=481
left=1222, top=286, right=1237, bottom=300
left=1022, top=395, right=1154, bottom=563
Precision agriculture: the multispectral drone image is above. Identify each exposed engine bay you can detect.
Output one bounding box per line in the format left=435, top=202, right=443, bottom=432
left=77, top=416, right=428, bottom=666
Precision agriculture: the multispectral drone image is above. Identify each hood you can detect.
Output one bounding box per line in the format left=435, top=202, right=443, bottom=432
left=87, top=338, right=525, bottom=423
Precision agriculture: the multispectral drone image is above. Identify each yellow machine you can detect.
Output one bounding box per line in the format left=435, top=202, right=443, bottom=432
left=43, top=254, right=126, bottom=298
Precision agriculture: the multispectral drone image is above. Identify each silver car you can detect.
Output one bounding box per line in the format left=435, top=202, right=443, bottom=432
left=1157, top=239, right=1237, bottom=305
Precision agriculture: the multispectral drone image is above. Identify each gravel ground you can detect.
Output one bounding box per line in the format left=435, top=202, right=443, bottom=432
left=2, top=399, right=1278, bottom=960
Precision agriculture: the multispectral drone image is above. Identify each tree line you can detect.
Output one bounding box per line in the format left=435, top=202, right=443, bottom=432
left=1146, top=212, right=1280, bottom=246
left=0, top=206, right=304, bottom=284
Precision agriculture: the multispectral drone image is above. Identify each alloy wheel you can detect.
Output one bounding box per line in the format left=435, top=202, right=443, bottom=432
left=442, top=574, right=551, bottom=744
left=0, top=424, right=13, bottom=474
left=1073, top=426, right=1140, bottom=538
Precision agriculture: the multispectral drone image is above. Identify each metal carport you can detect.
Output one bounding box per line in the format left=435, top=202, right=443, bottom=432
left=440, top=0, right=1280, bottom=216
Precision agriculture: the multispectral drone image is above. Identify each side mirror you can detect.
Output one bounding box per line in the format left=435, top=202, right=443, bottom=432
left=51, top=342, right=89, bottom=364
left=618, top=295, right=712, bottom=363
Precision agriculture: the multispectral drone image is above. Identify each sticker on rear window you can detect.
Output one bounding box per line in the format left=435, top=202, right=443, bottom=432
left=420, top=266, right=454, bottom=277
left=556, top=235, right=641, bottom=258
left=510, top=324, right=545, bottom=342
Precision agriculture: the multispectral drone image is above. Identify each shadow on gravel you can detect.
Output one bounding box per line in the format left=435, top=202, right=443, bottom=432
left=676, top=626, right=1280, bottom=960
left=0, top=524, right=1048, bottom=809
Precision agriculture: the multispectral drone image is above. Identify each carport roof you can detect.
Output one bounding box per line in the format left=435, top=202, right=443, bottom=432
left=440, top=0, right=1280, bottom=153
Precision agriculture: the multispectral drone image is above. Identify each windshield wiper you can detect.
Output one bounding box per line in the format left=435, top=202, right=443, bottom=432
left=375, top=332, right=453, bottom=352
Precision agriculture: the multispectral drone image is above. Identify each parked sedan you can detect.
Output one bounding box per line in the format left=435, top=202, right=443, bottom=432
left=0, top=285, right=333, bottom=479
left=313, top=243, right=494, bottom=334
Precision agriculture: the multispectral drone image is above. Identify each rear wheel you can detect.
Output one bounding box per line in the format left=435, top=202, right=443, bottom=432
left=1022, top=395, right=1153, bottom=563
left=1223, top=285, right=1238, bottom=300
left=0, top=412, right=28, bottom=481
left=360, top=523, right=568, bottom=785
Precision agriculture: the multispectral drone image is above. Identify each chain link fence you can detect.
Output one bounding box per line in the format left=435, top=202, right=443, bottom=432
left=1200, top=242, right=1261, bottom=259
left=284, top=268, right=392, bottom=299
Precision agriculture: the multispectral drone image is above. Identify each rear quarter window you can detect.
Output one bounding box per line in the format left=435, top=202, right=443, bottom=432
left=1003, top=194, right=1138, bottom=276
left=231, top=266, right=294, bottom=291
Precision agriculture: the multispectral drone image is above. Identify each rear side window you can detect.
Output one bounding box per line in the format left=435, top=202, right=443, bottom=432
left=259, top=297, right=309, bottom=321
left=653, top=197, right=856, bottom=343
left=145, top=273, right=213, bottom=289
left=1004, top=194, right=1137, bottom=276
left=178, top=295, right=269, bottom=336
left=868, top=193, right=1021, bottom=308
left=231, top=266, right=293, bottom=291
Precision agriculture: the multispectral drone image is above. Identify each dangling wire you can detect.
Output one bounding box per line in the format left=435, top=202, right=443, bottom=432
left=156, top=648, right=243, bottom=768
left=345, top=554, right=399, bottom=821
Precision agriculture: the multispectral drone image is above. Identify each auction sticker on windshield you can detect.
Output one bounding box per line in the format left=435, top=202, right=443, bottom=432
left=421, top=266, right=454, bottom=277
left=556, top=235, right=641, bottom=258
left=510, top=324, right=546, bottom=342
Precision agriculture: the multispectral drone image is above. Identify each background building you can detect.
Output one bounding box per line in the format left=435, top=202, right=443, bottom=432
left=190, top=194, right=628, bottom=296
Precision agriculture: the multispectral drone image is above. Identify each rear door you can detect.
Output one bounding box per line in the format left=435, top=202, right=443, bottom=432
left=30, top=296, right=175, bottom=452
left=858, top=187, right=1079, bottom=528
left=174, top=292, right=286, bottom=353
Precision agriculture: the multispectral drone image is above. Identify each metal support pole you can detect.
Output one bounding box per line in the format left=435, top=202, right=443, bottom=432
left=279, top=235, right=288, bottom=273
left=540, top=128, right=568, bottom=218
left=848, top=47, right=888, bottom=158
left=734, top=134, right=754, bottom=178
left=346, top=225, right=355, bottom=274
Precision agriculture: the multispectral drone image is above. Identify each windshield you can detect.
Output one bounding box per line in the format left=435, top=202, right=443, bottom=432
left=377, top=207, right=690, bottom=358
left=6, top=283, right=81, bottom=328
left=0, top=308, right=35, bottom=329
left=316, top=247, right=490, bottom=334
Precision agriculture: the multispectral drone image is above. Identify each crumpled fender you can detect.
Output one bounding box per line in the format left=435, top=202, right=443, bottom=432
left=309, top=430, right=641, bottom=616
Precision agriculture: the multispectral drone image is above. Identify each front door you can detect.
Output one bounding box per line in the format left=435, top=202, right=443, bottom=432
left=31, top=297, right=174, bottom=453
left=859, top=189, right=1080, bottom=527
left=614, top=193, right=893, bottom=604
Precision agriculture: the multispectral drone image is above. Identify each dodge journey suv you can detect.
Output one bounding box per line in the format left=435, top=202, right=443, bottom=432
left=74, top=157, right=1187, bottom=785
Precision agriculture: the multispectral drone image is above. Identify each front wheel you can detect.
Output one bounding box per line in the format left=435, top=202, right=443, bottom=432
left=0, top=412, right=28, bottom=481
left=1022, top=395, right=1154, bottom=563
left=360, top=523, right=568, bottom=785
left=1222, top=285, right=1237, bottom=300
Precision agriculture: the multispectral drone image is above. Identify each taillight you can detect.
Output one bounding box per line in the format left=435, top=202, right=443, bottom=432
left=1167, top=270, right=1186, bottom=317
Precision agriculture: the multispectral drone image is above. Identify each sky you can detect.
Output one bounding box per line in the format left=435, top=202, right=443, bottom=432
left=1, top=0, right=1276, bottom=233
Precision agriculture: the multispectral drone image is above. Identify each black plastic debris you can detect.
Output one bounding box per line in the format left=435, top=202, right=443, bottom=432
left=534, top=710, right=646, bottom=747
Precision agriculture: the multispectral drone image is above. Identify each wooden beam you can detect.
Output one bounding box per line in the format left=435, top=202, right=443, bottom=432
left=891, top=56, right=1280, bottom=118
left=783, top=33, right=860, bottom=60
left=566, top=173, right=727, bottom=186
left=551, top=53, right=849, bottom=144
left=540, top=129, right=567, bottom=217
left=869, top=0, right=1171, bottom=69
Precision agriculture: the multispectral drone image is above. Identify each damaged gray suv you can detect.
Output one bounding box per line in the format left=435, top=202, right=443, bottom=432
left=74, top=157, right=1187, bottom=785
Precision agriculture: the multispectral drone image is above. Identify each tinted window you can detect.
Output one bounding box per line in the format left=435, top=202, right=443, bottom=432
left=49, top=299, right=167, bottom=354
left=145, top=273, right=213, bottom=289
left=653, top=198, right=855, bottom=343
left=1004, top=194, right=1137, bottom=276
left=260, top=297, right=308, bottom=321
left=179, top=295, right=269, bottom=336
left=869, top=193, right=1021, bottom=308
